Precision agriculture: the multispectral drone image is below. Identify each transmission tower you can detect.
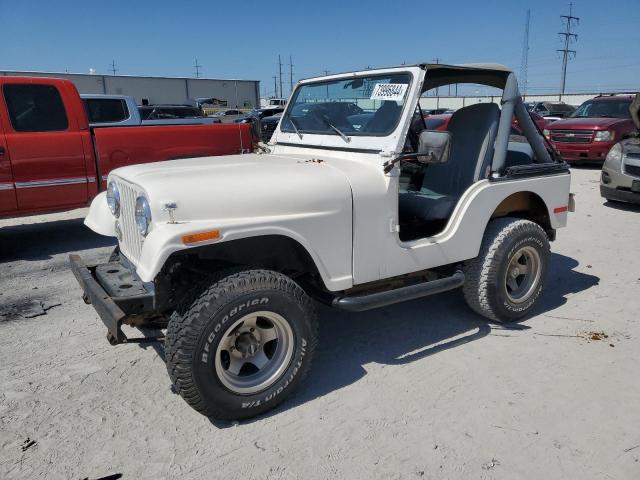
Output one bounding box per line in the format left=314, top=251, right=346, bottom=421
left=520, top=9, right=530, bottom=96
left=193, top=58, right=202, bottom=78
left=110, top=60, right=118, bottom=76
left=557, top=3, right=579, bottom=95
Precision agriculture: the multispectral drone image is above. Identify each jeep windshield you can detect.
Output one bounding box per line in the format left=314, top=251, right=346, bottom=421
left=280, top=73, right=411, bottom=137
left=570, top=99, right=632, bottom=119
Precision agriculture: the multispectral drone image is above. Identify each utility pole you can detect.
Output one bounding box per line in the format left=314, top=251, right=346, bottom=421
left=557, top=3, right=579, bottom=97
left=278, top=55, right=283, bottom=99
left=431, top=58, right=441, bottom=96
left=323, top=70, right=330, bottom=98
left=193, top=58, right=202, bottom=78
left=288, top=55, right=294, bottom=95
left=110, top=60, right=118, bottom=76
left=520, top=9, right=530, bottom=96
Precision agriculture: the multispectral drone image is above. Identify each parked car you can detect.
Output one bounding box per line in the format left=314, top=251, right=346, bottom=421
left=423, top=108, right=450, bottom=115
left=234, top=107, right=285, bottom=124
left=524, top=101, right=575, bottom=119
left=0, top=77, right=254, bottom=219
left=600, top=94, right=640, bottom=204
left=71, top=62, right=572, bottom=420
left=423, top=110, right=548, bottom=135
left=544, top=95, right=638, bottom=163
left=422, top=113, right=452, bottom=131
left=210, top=109, right=247, bottom=123
left=513, top=111, right=550, bottom=134
left=82, top=95, right=221, bottom=127
left=259, top=112, right=282, bottom=142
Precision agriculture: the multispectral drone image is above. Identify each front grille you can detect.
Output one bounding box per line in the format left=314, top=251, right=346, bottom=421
left=550, top=129, right=594, bottom=144
left=624, top=164, right=640, bottom=178
left=116, top=179, right=144, bottom=263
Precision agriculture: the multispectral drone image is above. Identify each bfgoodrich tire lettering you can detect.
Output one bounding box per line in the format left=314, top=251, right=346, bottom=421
left=165, top=269, right=317, bottom=420
left=462, top=217, right=550, bottom=322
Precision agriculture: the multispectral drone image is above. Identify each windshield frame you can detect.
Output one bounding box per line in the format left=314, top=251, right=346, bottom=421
left=279, top=71, right=414, bottom=139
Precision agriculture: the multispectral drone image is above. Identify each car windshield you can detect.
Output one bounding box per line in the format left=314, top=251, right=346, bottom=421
left=571, top=99, right=632, bottom=119
left=545, top=103, right=574, bottom=113
left=280, top=73, right=411, bottom=137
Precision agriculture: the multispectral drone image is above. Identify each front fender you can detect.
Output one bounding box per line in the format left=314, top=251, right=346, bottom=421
left=134, top=218, right=353, bottom=291
left=85, top=192, right=116, bottom=237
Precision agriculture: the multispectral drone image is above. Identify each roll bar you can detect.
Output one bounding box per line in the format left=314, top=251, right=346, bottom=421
left=491, top=73, right=553, bottom=174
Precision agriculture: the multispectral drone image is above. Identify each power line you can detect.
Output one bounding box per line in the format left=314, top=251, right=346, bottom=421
left=193, top=58, right=202, bottom=78
left=109, top=59, right=118, bottom=76
left=520, top=9, right=530, bottom=95
left=557, top=2, right=579, bottom=95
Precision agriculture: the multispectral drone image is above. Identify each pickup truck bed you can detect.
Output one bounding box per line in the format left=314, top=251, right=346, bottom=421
left=0, top=76, right=252, bottom=219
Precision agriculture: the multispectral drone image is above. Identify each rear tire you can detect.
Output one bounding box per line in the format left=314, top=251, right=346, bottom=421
left=462, top=217, right=550, bottom=322
left=165, top=269, right=317, bottom=420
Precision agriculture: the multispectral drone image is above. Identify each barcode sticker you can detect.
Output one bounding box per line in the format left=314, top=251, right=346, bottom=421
left=370, top=83, right=408, bottom=101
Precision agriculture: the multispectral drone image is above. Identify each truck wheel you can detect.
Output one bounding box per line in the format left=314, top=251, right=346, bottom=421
left=165, top=269, right=317, bottom=420
left=462, top=217, right=549, bottom=322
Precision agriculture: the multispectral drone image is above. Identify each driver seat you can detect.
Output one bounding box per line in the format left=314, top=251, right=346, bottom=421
left=399, top=103, right=500, bottom=222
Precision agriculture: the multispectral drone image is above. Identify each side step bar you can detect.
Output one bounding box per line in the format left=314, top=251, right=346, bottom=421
left=332, top=271, right=465, bottom=312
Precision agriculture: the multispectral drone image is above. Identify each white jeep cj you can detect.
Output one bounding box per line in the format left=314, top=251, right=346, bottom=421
left=71, top=63, right=573, bottom=419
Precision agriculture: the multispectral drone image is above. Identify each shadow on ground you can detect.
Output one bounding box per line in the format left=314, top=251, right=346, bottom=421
left=568, top=163, right=603, bottom=171
left=0, top=218, right=115, bottom=262
left=207, top=252, right=599, bottom=427
left=603, top=200, right=640, bottom=212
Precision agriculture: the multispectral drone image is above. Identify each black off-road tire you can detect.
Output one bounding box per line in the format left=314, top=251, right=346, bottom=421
left=165, top=269, right=317, bottom=420
left=462, top=217, right=550, bottom=322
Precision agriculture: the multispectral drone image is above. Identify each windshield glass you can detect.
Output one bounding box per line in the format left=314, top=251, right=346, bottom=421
left=571, top=99, right=631, bottom=118
left=281, top=73, right=411, bottom=137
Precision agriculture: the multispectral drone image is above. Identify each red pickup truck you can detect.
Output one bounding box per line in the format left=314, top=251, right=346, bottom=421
left=0, top=76, right=253, bottom=219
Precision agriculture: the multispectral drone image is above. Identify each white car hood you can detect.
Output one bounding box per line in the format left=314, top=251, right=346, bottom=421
left=109, top=153, right=353, bottom=223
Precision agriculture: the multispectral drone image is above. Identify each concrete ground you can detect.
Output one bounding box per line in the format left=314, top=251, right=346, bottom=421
left=1, top=167, right=639, bottom=480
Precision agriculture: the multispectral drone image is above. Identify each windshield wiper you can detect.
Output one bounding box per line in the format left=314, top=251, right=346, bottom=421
left=322, top=115, right=351, bottom=143
left=288, top=117, right=303, bottom=139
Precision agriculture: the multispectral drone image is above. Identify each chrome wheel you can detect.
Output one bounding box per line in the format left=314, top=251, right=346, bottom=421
left=214, top=311, right=294, bottom=394
left=504, top=245, right=542, bottom=304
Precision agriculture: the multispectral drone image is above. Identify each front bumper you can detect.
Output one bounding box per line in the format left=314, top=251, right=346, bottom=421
left=69, top=254, right=156, bottom=344
left=552, top=142, right=614, bottom=162
left=600, top=185, right=640, bottom=204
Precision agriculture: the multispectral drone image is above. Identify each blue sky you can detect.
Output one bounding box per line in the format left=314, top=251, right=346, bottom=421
left=1, top=0, right=638, bottom=97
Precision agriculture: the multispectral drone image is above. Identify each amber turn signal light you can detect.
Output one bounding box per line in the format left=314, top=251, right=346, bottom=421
left=182, top=229, right=220, bottom=245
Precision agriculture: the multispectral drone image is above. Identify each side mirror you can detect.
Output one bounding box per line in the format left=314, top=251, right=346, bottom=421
left=417, top=130, right=452, bottom=165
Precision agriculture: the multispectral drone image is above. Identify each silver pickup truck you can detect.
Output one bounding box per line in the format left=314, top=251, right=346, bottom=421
left=81, top=94, right=221, bottom=127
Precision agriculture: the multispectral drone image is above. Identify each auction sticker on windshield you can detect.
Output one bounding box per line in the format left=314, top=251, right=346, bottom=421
left=370, top=83, right=408, bottom=101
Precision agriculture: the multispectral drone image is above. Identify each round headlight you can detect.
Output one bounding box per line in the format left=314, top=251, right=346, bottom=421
left=135, top=196, right=152, bottom=237
left=106, top=181, right=120, bottom=217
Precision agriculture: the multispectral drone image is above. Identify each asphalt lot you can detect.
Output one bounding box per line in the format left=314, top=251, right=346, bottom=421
left=1, top=166, right=639, bottom=480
